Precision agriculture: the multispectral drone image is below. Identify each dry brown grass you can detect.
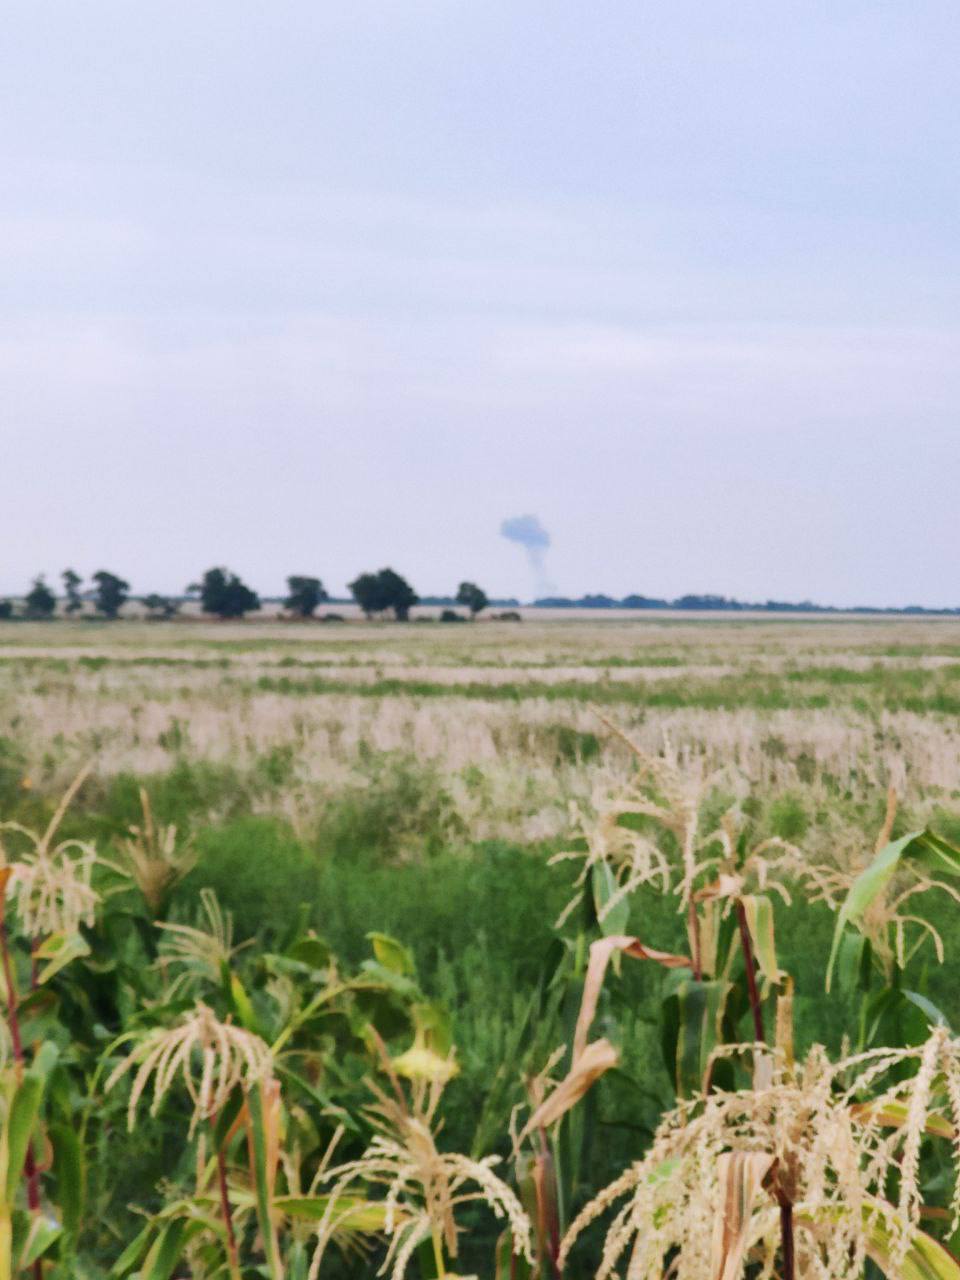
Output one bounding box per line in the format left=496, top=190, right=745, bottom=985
left=2, top=618, right=960, bottom=851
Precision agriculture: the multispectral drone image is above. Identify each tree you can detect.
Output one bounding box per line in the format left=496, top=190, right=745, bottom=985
left=24, top=575, right=56, bottom=619
left=348, top=573, right=385, bottom=618
left=62, top=568, right=83, bottom=615
left=284, top=576, right=328, bottom=618
left=189, top=567, right=261, bottom=619
left=93, top=570, right=130, bottom=619
left=348, top=568, right=418, bottom=621
left=142, top=594, right=180, bottom=620
left=456, top=581, right=488, bottom=618
left=0, top=601, right=13, bottom=620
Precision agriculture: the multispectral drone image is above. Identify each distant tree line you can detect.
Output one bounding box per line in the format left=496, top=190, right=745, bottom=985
left=532, top=593, right=960, bottom=615
left=2, top=571, right=956, bottom=621
left=0, top=567, right=497, bottom=622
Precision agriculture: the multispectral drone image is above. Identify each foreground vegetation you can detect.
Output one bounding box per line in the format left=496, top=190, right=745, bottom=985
left=3, top=618, right=960, bottom=1277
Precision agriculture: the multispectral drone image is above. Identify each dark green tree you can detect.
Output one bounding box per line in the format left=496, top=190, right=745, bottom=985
left=348, top=572, right=385, bottom=618
left=456, top=581, right=489, bottom=618
left=141, top=593, right=180, bottom=620
left=62, top=568, right=84, bottom=615
left=92, top=570, right=130, bottom=619
left=0, top=601, right=13, bottom=620
left=189, top=567, right=261, bottom=619
left=348, top=568, right=418, bottom=620
left=284, top=576, right=328, bottom=618
left=24, top=575, right=56, bottom=619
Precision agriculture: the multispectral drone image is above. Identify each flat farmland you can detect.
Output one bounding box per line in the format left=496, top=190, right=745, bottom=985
left=2, top=615, right=960, bottom=849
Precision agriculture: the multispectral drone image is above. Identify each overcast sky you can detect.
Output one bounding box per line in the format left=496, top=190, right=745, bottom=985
left=2, top=1, right=958, bottom=605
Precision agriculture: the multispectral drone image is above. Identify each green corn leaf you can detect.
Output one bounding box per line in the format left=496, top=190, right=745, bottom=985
left=591, top=861, right=630, bottom=937
left=739, top=895, right=783, bottom=989
left=11, top=1211, right=61, bottom=1269
left=211, top=1087, right=245, bottom=1150
left=274, top=1195, right=393, bottom=1230
left=108, top=1220, right=154, bottom=1276
left=246, top=1083, right=280, bottom=1280
left=5, top=1074, right=44, bottom=1203
left=33, top=932, right=90, bottom=985
left=798, top=1198, right=960, bottom=1280
left=139, top=1220, right=188, bottom=1280
left=661, top=977, right=733, bottom=1097
left=287, top=1239, right=308, bottom=1280
left=228, top=969, right=258, bottom=1033
left=863, top=987, right=948, bottom=1051
left=50, top=1122, right=84, bottom=1235
left=835, top=930, right=872, bottom=994
left=826, top=830, right=960, bottom=990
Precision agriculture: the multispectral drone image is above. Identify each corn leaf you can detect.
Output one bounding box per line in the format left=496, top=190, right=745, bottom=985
left=519, top=1039, right=619, bottom=1140
left=591, top=861, right=630, bottom=937
left=5, top=1075, right=44, bottom=1203
left=740, top=895, right=783, bottom=988
left=574, top=935, right=690, bottom=1062
left=139, top=1220, right=188, bottom=1280
left=246, top=1079, right=282, bottom=1280
left=287, top=1239, right=309, bottom=1280
left=827, top=830, right=960, bottom=990
left=273, top=1196, right=394, bottom=1231
left=33, top=932, right=90, bottom=985
left=108, top=1221, right=154, bottom=1276
left=661, top=976, right=734, bottom=1097
left=850, top=1100, right=955, bottom=1140
left=795, top=1199, right=960, bottom=1280
left=709, top=1151, right=774, bottom=1280
left=49, top=1122, right=84, bottom=1235
left=11, top=1212, right=61, bottom=1269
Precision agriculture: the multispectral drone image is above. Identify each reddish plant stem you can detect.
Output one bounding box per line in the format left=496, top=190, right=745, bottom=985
left=735, top=901, right=765, bottom=1045
left=778, top=1194, right=795, bottom=1280
left=216, top=1138, right=241, bottom=1279
left=537, top=1128, right=562, bottom=1279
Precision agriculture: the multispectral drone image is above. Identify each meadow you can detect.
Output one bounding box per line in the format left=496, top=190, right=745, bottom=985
left=3, top=615, right=960, bottom=1278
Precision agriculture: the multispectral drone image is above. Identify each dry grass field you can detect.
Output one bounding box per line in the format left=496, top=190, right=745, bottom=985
left=3, top=614, right=960, bottom=851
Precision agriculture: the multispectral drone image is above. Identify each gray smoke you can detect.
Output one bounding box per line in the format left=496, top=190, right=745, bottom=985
left=500, top=514, right=556, bottom=597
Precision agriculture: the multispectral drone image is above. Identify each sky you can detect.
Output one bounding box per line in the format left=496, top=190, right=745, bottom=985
left=2, top=1, right=959, bottom=606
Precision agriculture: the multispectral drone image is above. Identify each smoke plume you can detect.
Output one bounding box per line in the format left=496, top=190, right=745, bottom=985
left=500, top=514, right=556, bottom=597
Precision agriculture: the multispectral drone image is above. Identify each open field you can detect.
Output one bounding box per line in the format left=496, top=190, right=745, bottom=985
left=4, top=616, right=960, bottom=846
left=4, top=616, right=960, bottom=1277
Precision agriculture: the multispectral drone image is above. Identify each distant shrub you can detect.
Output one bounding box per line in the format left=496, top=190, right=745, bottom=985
left=254, top=743, right=297, bottom=789
left=0, top=600, right=13, bottom=620
left=87, top=758, right=251, bottom=840
left=494, top=610, right=522, bottom=622
left=769, top=792, right=810, bottom=841
left=439, top=609, right=466, bottom=623
left=0, top=736, right=27, bottom=811
left=317, top=751, right=463, bottom=862
left=553, top=724, right=601, bottom=764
